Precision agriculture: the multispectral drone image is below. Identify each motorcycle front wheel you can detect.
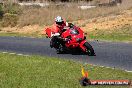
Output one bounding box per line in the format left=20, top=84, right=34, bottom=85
left=83, top=42, right=95, bottom=56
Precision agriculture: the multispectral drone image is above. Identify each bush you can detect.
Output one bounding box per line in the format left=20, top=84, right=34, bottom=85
left=1, top=13, right=18, bottom=27
left=3, top=3, right=22, bottom=15
left=0, top=2, right=23, bottom=27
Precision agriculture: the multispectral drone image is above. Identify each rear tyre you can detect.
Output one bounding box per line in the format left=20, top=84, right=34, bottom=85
left=56, top=44, right=64, bottom=54
left=50, top=36, right=59, bottom=48
left=84, top=42, right=95, bottom=56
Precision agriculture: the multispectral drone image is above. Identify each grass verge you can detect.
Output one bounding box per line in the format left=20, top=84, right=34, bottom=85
left=0, top=53, right=131, bottom=88
left=89, top=25, right=132, bottom=42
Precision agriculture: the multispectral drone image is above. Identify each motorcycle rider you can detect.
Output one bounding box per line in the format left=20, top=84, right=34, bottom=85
left=50, top=16, right=68, bottom=48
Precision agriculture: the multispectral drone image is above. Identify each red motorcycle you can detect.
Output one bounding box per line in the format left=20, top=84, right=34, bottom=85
left=45, top=23, right=95, bottom=56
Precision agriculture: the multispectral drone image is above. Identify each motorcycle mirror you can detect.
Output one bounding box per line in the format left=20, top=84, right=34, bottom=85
left=68, top=23, right=74, bottom=28
left=84, top=33, right=87, bottom=35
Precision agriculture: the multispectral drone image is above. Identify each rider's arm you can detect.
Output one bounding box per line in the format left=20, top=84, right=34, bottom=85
left=50, top=24, right=61, bottom=37
left=51, top=32, right=60, bottom=37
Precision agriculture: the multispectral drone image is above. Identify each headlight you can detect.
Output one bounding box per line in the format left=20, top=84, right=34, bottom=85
left=70, top=29, right=79, bottom=35
left=76, top=38, right=82, bottom=42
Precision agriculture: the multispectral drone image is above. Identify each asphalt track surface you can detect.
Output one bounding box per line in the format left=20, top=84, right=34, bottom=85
left=0, top=36, right=132, bottom=71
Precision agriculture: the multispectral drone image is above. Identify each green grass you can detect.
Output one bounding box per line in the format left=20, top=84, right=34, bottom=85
left=0, top=53, right=131, bottom=88
left=89, top=25, right=132, bottom=42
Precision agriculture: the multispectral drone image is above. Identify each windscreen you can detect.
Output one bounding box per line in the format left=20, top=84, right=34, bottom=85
left=70, top=28, right=79, bottom=35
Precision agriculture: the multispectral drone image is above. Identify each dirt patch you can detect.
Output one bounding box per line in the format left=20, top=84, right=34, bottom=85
left=0, top=25, right=45, bottom=35
left=81, top=9, right=132, bottom=33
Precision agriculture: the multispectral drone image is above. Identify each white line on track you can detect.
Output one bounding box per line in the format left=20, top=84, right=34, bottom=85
left=2, top=52, right=8, bottom=54
left=105, top=66, right=115, bottom=69
left=9, top=53, right=16, bottom=55
left=100, top=65, right=132, bottom=72
left=1, top=51, right=30, bottom=57
left=125, top=70, right=132, bottom=73
left=78, top=62, right=132, bottom=72
left=17, top=54, right=24, bottom=56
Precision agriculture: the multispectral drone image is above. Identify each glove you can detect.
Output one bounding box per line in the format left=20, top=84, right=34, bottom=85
left=51, top=33, right=60, bottom=37
left=64, top=38, right=69, bottom=42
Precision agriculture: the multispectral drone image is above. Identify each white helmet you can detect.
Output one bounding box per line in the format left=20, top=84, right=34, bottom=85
left=55, top=16, right=63, bottom=23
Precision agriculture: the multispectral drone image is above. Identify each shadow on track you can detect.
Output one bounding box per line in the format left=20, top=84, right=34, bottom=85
left=57, top=49, right=96, bottom=56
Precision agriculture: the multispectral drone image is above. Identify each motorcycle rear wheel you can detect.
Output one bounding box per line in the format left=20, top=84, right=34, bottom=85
left=56, top=44, right=65, bottom=54
left=84, top=42, right=95, bottom=56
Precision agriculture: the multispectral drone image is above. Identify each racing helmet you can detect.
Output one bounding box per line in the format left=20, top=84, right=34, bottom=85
left=55, top=16, right=64, bottom=25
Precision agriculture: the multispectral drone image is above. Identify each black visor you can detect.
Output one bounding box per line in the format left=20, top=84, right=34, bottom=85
left=56, top=21, right=63, bottom=25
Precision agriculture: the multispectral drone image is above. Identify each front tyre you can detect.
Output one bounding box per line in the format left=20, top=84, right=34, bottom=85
left=84, top=42, right=95, bottom=56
